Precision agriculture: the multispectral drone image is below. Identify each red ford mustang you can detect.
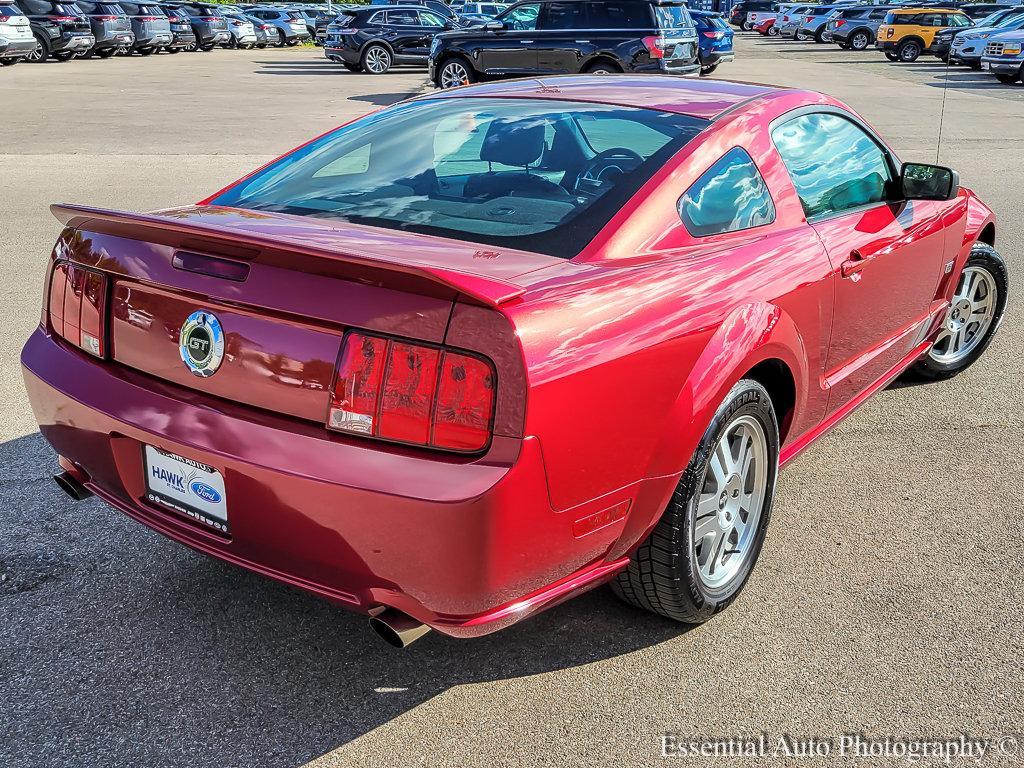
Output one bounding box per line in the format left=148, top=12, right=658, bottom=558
left=22, top=77, right=1007, bottom=647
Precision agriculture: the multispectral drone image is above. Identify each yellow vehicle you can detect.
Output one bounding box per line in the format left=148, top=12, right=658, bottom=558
left=876, top=7, right=973, bottom=61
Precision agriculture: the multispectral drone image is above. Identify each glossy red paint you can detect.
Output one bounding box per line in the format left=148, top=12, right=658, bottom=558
left=21, top=77, right=996, bottom=639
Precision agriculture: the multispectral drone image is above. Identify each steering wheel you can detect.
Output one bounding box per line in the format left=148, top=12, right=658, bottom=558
left=574, top=148, right=645, bottom=196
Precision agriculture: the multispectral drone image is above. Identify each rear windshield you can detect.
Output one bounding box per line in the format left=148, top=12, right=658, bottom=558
left=212, top=98, right=708, bottom=258
left=654, top=3, right=693, bottom=28
left=22, top=0, right=81, bottom=13
left=0, top=2, right=21, bottom=12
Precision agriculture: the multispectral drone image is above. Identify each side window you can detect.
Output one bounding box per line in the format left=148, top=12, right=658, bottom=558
left=420, top=10, right=445, bottom=25
left=772, top=112, right=892, bottom=218
left=386, top=8, right=418, bottom=24
left=586, top=0, right=650, bottom=28
left=921, top=13, right=943, bottom=26
left=503, top=2, right=539, bottom=29
left=367, top=11, right=385, bottom=23
left=26, top=0, right=51, bottom=13
left=949, top=13, right=972, bottom=27
left=869, top=9, right=887, bottom=20
left=540, top=1, right=584, bottom=29
left=678, top=148, right=775, bottom=237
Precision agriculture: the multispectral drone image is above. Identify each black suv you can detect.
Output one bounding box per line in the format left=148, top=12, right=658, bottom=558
left=15, top=0, right=94, bottom=61
left=324, top=4, right=456, bottom=73
left=429, top=0, right=699, bottom=88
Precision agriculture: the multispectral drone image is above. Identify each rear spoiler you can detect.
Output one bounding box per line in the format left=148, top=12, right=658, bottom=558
left=50, top=203, right=527, bottom=309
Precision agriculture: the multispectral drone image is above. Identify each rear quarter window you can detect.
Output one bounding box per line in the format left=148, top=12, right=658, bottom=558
left=585, top=0, right=652, bottom=28
left=654, top=3, right=694, bottom=29
left=678, top=148, right=776, bottom=237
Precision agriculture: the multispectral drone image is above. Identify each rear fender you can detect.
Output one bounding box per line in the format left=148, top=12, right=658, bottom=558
left=644, top=301, right=807, bottom=481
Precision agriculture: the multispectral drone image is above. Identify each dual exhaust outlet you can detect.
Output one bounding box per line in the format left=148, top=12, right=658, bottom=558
left=52, top=472, right=431, bottom=648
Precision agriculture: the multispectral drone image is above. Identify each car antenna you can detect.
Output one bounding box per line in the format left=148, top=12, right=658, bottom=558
left=935, top=40, right=952, bottom=164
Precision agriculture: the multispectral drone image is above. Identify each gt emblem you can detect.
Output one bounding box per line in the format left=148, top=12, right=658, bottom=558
left=179, top=310, right=225, bottom=378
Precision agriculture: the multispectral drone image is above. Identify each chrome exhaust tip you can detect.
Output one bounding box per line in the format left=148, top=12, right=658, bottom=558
left=368, top=609, right=431, bottom=648
left=54, top=471, right=92, bottom=501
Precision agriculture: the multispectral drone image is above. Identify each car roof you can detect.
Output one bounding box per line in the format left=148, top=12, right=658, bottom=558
left=888, top=6, right=962, bottom=12
left=417, top=75, right=787, bottom=122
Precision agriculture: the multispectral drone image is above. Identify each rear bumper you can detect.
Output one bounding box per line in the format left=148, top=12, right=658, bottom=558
left=134, top=32, right=173, bottom=46
left=325, top=45, right=359, bottom=64
left=701, top=49, right=734, bottom=66
left=53, top=34, right=95, bottom=53
left=92, top=31, right=135, bottom=50
left=22, top=328, right=642, bottom=638
left=0, top=38, right=36, bottom=56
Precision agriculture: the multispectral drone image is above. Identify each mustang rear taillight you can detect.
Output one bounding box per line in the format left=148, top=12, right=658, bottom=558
left=328, top=332, right=495, bottom=452
left=48, top=262, right=108, bottom=358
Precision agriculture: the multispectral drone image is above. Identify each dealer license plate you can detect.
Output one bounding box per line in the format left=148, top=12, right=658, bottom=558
left=143, top=446, right=228, bottom=533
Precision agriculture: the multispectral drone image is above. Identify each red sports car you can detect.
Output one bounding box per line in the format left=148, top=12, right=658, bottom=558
left=755, top=17, right=777, bottom=35
left=22, top=77, right=1007, bottom=647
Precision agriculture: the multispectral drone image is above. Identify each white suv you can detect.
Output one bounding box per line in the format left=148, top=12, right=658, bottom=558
left=0, top=2, right=34, bottom=64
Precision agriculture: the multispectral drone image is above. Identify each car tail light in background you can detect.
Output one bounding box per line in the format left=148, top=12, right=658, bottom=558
left=0, top=14, right=11, bottom=20
left=198, top=16, right=219, bottom=21
left=328, top=332, right=496, bottom=452
left=834, top=19, right=845, bottom=27
left=48, top=262, right=108, bottom=358
left=138, top=15, right=159, bottom=20
left=47, top=15, right=78, bottom=21
left=804, top=16, right=813, bottom=23
left=703, top=30, right=725, bottom=39
left=95, top=15, right=119, bottom=20
left=642, top=35, right=667, bottom=58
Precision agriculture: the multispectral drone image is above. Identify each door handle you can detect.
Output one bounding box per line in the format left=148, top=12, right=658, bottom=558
left=840, top=248, right=869, bottom=279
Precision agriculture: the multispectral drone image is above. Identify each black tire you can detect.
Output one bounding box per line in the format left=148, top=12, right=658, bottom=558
left=285, top=39, right=299, bottom=46
left=611, top=379, right=779, bottom=624
left=814, top=27, right=826, bottom=43
left=275, top=35, right=286, bottom=47
left=437, top=56, right=475, bottom=87
left=583, top=60, right=621, bottom=74
left=897, top=39, right=921, bottom=62
left=910, top=244, right=1008, bottom=381
left=0, top=56, right=22, bottom=65
left=885, top=50, right=899, bottom=61
left=767, top=25, right=779, bottom=36
left=360, top=43, right=391, bottom=74
left=700, top=62, right=719, bottom=76
left=837, top=41, right=851, bottom=50
left=996, top=71, right=1021, bottom=84
left=137, top=46, right=154, bottom=56
left=740, top=20, right=751, bottom=31
left=343, top=62, right=361, bottom=72
left=52, top=50, right=75, bottom=62
left=850, top=30, right=871, bottom=51
left=96, top=47, right=118, bottom=58
left=164, top=46, right=179, bottom=54
left=198, top=41, right=215, bottom=51
left=27, top=34, right=48, bottom=62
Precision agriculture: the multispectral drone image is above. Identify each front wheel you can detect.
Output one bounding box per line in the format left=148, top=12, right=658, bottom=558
left=700, top=62, right=719, bottom=75
left=438, top=57, right=473, bottom=87
left=912, top=244, right=1007, bottom=380
left=996, top=70, right=1021, bottom=84
left=612, top=379, right=779, bottom=623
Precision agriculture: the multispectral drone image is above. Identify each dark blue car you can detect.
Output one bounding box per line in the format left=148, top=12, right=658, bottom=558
left=692, top=10, right=734, bottom=75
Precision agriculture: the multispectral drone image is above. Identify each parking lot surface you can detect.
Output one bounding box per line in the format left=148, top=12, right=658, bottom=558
left=1, top=39, right=1022, bottom=768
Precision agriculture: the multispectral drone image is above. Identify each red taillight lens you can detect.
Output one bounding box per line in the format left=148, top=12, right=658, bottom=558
left=138, top=15, right=158, bottom=20
left=0, top=15, right=11, bottom=21
left=642, top=35, right=665, bottom=59
left=49, top=15, right=77, bottom=21
left=703, top=30, right=724, bottom=39
left=328, top=332, right=495, bottom=452
left=835, top=19, right=846, bottom=27
left=96, top=15, right=118, bottom=20
left=198, top=15, right=219, bottom=21
left=432, top=351, right=494, bottom=451
left=805, top=16, right=813, bottom=23
left=48, top=262, right=108, bottom=358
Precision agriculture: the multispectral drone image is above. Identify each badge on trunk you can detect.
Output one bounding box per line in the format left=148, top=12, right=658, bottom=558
left=179, top=310, right=225, bottom=377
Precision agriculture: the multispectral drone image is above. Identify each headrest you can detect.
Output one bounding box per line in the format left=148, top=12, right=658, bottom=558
left=479, top=119, right=545, bottom=167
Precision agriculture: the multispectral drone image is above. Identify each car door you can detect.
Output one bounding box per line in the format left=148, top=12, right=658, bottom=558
left=534, top=0, right=588, bottom=72
left=771, top=110, right=949, bottom=414
left=477, top=1, right=540, bottom=72
left=381, top=7, right=420, bottom=58
left=414, top=9, right=447, bottom=56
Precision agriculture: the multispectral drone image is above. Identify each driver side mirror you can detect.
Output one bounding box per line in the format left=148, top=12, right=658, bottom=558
left=483, top=19, right=505, bottom=30
left=900, top=162, right=959, bottom=201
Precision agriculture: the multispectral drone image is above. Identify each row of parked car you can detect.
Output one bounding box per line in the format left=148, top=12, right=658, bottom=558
left=0, top=0, right=319, bottom=64
left=731, top=0, right=1024, bottom=84
left=318, top=0, right=736, bottom=85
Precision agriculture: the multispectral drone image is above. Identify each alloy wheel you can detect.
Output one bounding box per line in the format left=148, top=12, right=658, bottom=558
left=364, top=46, right=390, bottom=73
left=929, top=265, right=998, bottom=365
left=26, top=40, right=43, bottom=62
left=440, top=60, right=469, bottom=88
left=692, top=414, right=769, bottom=590
left=852, top=32, right=869, bottom=50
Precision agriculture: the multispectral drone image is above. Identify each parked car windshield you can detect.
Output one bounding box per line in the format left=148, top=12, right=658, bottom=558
left=212, top=98, right=708, bottom=258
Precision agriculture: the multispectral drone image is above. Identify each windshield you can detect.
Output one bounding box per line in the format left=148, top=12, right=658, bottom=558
left=212, top=98, right=707, bottom=258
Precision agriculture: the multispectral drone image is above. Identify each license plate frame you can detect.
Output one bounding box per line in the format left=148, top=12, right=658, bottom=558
left=143, top=445, right=229, bottom=534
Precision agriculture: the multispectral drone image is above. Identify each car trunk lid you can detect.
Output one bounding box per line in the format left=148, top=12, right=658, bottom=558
left=50, top=203, right=556, bottom=426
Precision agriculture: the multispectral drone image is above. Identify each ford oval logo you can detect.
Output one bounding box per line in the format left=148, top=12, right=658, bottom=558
left=190, top=481, right=222, bottom=504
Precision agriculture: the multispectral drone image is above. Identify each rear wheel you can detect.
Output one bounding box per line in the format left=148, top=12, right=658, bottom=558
left=27, top=35, right=48, bottom=62
left=767, top=24, right=779, bottom=36
left=137, top=46, right=154, bottom=55
left=0, top=56, right=22, bottom=65
left=850, top=30, right=871, bottom=50
left=361, top=43, right=391, bottom=74
left=740, top=20, right=752, bottom=31
left=164, top=46, right=179, bottom=54
left=897, top=39, right=921, bottom=61
left=198, top=41, right=216, bottom=51
left=612, top=379, right=778, bottom=624
left=583, top=59, right=621, bottom=74
left=911, top=244, right=1007, bottom=380
left=96, top=47, right=118, bottom=58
